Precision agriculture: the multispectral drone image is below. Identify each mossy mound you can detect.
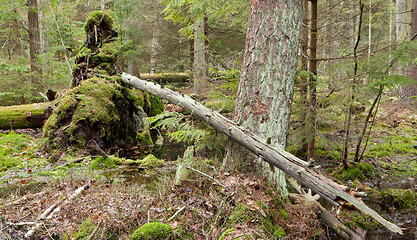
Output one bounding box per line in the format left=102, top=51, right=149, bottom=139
left=43, top=10, right=164, bottom=155
left=138, top=154, right=165, bottom=168
left=84, top=11, right=117, bottom=50
left=131, top=222, right=172, bottom=240
left=43, top=77, right=149, bottom=153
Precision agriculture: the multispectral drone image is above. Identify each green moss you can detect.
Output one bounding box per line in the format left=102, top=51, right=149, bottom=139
left=91, top=155, right=124, bottom=169
left=75, top=218, right=95, bottom=239
left=43, top=113, right=58, bottom=139
left=138, top=154, right=165, bottom=168
left=144, top=92, right=164, bottom=117
left=84, top=11, right=114, bottom=34
left=380, top=188, right=416, bottom=209
left=366, top=134, right=417, bottom=158
left=0, top=132, right=32, bottom=171
left=90, top=42, right=118, bottom=67
left=131, top=222, right=172, bottom=240
left=334, top=163, right=374, bottom=181
left=230, top=203, right=252, bottom=223
left=137, top=131, right=153, bottom=146
left=279, top=209, right=288, bottom=220
left=219, top=228, right=237, bottom=240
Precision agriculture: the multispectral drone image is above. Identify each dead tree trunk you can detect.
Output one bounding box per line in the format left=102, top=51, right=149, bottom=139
left=121, top=72, right=402, bottom=235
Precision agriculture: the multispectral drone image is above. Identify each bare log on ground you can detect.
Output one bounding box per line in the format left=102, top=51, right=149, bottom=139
left=121, top=73, right=402, bottom=235
left=0, top=102, right=53, bottom=130
left=25, top=184, right=90, bottom=238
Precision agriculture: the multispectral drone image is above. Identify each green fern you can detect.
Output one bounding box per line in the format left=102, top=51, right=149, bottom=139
left=147, top=111, right=227, bottom=157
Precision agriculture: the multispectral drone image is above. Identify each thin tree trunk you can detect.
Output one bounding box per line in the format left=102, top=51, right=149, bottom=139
left=150, top=30, right=159, bottom=73
left=354, top=85, right=383, bottom=162
left=368, top=0, right=372, bottom=60
left=308, top=0, right=318, bottom=161
left=402, top=0, right=417, bottom=103
left=189, top=38, right=194, bottom=71
left=299, top=0, right=309, bottom=157
left=12, top=9, right=22, bottom=57
left=27, top=0, right=42, bottom=84
left=342, top=2, right=364, bottom=168
left=193, top=17, right=207, bottom=95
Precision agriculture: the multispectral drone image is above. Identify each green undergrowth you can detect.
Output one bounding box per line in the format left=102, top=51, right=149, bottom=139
left=0, top=132, right=40, bottom=171
left=379, top=188, right=416, bottom=209
left=365, top=133, right=417, bottom=158
left=332, top=163, right=375, bottom=182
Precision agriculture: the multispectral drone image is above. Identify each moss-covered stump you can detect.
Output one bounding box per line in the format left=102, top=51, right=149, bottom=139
left=72, top=11, right=119, bottom=88
left=131, top=222, right=172, bottom=240
left=43, top=77, right=150, bottom=153
left=41, top=11, right=163, bottom=154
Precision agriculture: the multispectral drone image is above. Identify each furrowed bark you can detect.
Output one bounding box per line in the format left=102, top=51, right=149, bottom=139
left=121, top=72, right=403, bottom=235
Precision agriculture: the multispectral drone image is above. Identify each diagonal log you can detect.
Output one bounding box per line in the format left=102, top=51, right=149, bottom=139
left=121, top=73, right=402, bottom=235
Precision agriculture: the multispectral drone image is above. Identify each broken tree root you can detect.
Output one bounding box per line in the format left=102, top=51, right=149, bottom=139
left=319, top=209, right=364, bottom=240
left=25, top=183, right=90, bottom=238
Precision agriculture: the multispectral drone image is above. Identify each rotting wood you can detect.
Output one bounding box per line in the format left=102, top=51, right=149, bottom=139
left=25, top=183, right=90, bottom=238
left=121, top=73, right=403, bottom=235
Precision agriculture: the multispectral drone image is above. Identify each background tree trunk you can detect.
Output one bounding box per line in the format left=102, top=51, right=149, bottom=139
left=27, top=0, right=42, bottom=84
left=299, top=0, right=309, bottom=157
left=402, top=0, right=417, bottom=103
left=308, top=0, right=318, bottom=160
left=193, top=17, right=208, bottom=95
left=150, top=8, right=161, bottom=74
left=224, top=0, right=302, bottom=195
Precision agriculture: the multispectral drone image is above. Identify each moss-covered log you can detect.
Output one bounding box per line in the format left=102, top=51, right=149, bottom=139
left=0, top=102, right=52, bottom=129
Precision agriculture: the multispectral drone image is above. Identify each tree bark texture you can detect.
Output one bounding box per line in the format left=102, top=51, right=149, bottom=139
left=27, top=0, right=42, bottom=77
left=396, top=0, right=411, bottom=42
left=225, top=0, right=302, bottom=195
left=121, top=73, right=403, bottom=235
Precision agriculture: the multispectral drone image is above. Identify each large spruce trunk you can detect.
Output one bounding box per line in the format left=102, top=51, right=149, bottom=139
left=224, top=0, right=302, bottom=195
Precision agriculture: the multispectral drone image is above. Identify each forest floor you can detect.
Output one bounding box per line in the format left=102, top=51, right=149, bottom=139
left=0, top=100, right=416, bottom=240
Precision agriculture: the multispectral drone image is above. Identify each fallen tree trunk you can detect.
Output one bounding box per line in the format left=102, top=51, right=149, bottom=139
left=121, top=73, right=402, bottom=235
left=0, top=102, right=52, bottom=130
left=139, top=73, right=190, bottom=83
